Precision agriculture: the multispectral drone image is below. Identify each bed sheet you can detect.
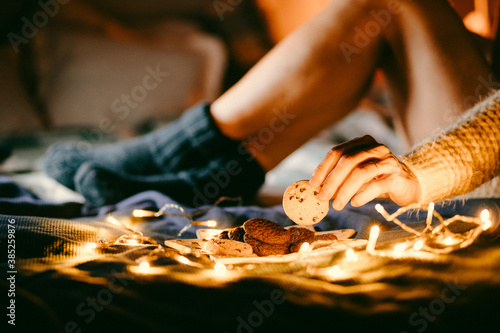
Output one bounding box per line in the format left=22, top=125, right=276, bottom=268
left=1, top=180, right=500, bottom=333
left=0, top=107, right=401, bottom=207
left=4, top=111, right=499, bottom=333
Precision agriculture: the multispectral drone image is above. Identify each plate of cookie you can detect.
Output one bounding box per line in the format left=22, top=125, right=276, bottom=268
left=170, top=218, right=363, bottom=265
left=165, top=180, right=366, bottom=264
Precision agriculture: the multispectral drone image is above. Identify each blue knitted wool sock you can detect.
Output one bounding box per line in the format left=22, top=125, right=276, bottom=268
left=42, top=103, right=242, bottom=190
left=75, top=152, right=266, bottom=208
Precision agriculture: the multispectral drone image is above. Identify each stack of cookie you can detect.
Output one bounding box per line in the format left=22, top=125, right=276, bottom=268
left=207, top=218, right=337, bottom=257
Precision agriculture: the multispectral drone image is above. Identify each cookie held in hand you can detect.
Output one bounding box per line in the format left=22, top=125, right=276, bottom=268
left=283, top=180, right=329, bottom=226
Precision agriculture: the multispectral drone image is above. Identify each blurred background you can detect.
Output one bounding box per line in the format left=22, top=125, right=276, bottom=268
left=0, top=0, right=498, bottom=202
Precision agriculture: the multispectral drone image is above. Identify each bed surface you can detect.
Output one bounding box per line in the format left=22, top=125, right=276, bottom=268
left=1, top=109, right=498, bottom=333
left=1, top=179, right=500, bottom=333
left=3, top=3, right=499, bottom=331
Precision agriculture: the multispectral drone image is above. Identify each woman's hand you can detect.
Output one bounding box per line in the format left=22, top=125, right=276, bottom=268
left=310, top=135, right=421, bottom=210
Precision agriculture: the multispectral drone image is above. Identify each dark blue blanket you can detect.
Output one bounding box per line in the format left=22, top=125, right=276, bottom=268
left=1, top=175, right=499, bottom=241
left=2, top=175, right=500, bottom=333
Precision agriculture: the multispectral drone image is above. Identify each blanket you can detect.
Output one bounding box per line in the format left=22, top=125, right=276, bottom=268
left=1, top=176, right=500, bottom=332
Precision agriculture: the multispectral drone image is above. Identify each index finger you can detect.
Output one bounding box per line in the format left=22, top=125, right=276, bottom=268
left=310, top=135, right=378, bottom=188
left=309, top=147, right=343, bottom=188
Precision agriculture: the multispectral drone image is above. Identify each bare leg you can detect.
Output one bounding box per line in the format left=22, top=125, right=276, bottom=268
left=382, top=0, right=493, bottom=146
left=211, top=0, right=492, bottom=170
left=212, top=0, right=383, bottom=171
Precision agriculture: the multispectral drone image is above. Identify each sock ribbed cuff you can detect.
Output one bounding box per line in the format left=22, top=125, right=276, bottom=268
left=149, top=102, right=244, bottom=171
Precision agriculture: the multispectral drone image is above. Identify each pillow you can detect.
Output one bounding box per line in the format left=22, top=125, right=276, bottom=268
left=0, top=46, right=44, bottom=135
left=32, top=6, right=227, bottom=137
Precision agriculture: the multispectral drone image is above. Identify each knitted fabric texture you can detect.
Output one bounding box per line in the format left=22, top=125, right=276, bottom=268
left=402, top=89, right=500, bottom=204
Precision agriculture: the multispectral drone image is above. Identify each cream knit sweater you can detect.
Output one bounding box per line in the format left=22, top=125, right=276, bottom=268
left=402, top=89, right=500, bottom=204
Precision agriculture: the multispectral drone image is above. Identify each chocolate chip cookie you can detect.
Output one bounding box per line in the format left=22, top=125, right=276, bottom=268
left=283, top=180, right=329, bottom=226
left=313, top=233, right=338, bottom=242
left=217, top=229, right=230, bottom=239
left=288, top=226, right=315, bottom=244
left=243, top=234, right=289, bottom=256
left=243, top=218, right=290, bottom=245
left=228, top=226, right=245, bottom=242
left=206, top=238, right=253, bottom=257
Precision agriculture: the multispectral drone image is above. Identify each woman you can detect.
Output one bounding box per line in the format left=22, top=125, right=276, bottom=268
left=43, top=0, right=498, bottom=207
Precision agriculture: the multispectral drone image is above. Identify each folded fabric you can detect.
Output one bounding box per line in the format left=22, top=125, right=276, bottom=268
left=0, top=141, right=11, bottom=163
left=2, top=173, right=500, bottom=240
left=2, top=189, right=500, bottom=333
left=0, top=176, right=82, bottom=218
left=42, top=102, right=266, bottom=207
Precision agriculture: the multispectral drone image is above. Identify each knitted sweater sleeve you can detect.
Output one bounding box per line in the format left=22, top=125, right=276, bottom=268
left=402, top=90, right=500, bottom=204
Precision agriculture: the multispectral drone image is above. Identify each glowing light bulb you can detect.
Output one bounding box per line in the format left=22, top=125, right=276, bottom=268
left=413, top=240, right=424, bottom=251
left=191, top=220, right=218, bottom=227
left=177, top=256, right=190, bottom=265
left=482, top=219, right=492, bottom=231
left=128, top=239, right=139, bottom=245
left=327, top=265, right=345, bottom=278
left=206, top=220, right=217, bottom=228
left=443, top=236, right=454, bottom=246
left=345, top=249, right=358, bottom=262
left=298, top=242, right=310, bottom=253
left=133, top=209, right=156, bottom=218
left=107, top=216, right=122, bottom=227
left=367, top=225, right=380, bottom=252
left=86, top=242, right=97, bottom=250
left=426, top=202, right=435, bottom=225
left=480, top=209, right=492, bottom=230
left=393, top=243, right=407, bottom=256
left=480, top=209, right=490, bottom=222
left=214, top=262, right=227, bottom=273
left=84, top=242, right=98, bottom=254
left=374, top=204, right=384, bottom=214
left=137, top=261, right=150, bottom=274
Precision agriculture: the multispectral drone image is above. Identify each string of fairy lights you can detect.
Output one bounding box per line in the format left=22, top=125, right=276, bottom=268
left=81, top=199, right=495, bottom=280
left=84, top=197, right=239, bottom=276
left=373, top=202, right=493, bottom=255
